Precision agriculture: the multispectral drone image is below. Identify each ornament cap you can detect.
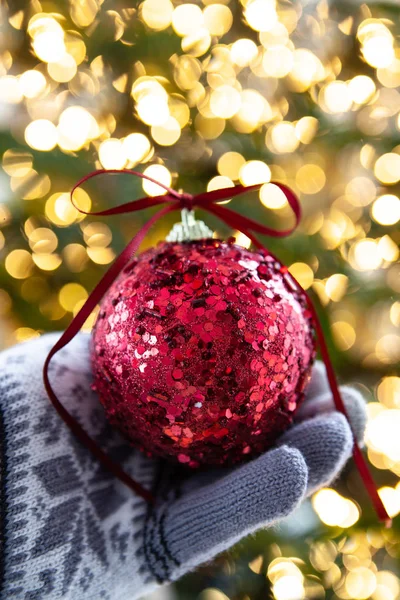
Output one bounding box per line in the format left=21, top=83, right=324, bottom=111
left=166, top=208, right=214, bottom=242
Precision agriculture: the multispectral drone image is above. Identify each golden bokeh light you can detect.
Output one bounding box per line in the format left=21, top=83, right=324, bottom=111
left=64, top=31, right=86, bottom=65
left=10, top=170, right=51, bottom=200
left=373, top=571, right=400, bottom=600
left=378, top=58, right=400, bottom=88
left=287, top=48, right=324, bottom=92
left=230, top=39, right=258, bottom=67
left=210, top=85, right=241, bottom=119
left=0, top=289, right=12, bottom=316
left=374, top=153, right=400, bottom=184
left=58, top=106, right=99, bottom=151
left=82, top=222, right=112, bottom=248
left=331, top=321, right=356, bottom=351
left=268, top=558, right=305, bottom=600
left=349, top=239, right=382, bottom=271
left=25, top=119, right=57, bottom=151
left=366, top=404, right=400, bottom=462
left=259, top=184, right=288, bottom=209
left=15, top=328, right=40, bottom=343
left=234, top=231, right=252, bottom=249
left=122, top=133, right=152, bottom=164
left=237, top=90, right=270, bottom=130
left=378, top=235, right=399, bottom=263
left=87, top=247, right=115, bottom=265
left=195, top=114, right=225, bottom=139
left=32, top=253, right=62, bottom=271
left=260, top=22, right=289, bottom=46
left=273, top=575, right=304, bottom=600
left=262, top=46, right=293, bottom=78
left=19, top=70, right=47, bottom=98
left=2, top=149, right=33, bottom=177
left=346, top=567, right=377, bottom=599
left=348, top=75, right=376, bottom=104
left=267, top=122, right=299, bottom=154
left=377, top=376, right=400, bottom=408
left=346, top=176, right=376, bottom=206
left=320, top=80, right=352, bottom=114
left=203, top=5, right=233, bottom=37
left=131, top=78, right=168, bottom=102
left=151, top=117, right=181, bottom=146
left=371, top=194, right=400, bottom=225
left=359, top=20, right=395, bottom=69
left=325, top=274, right=348, bottom=302
left=27, top=14, right=63, bottom=39
left=33, top=31, right=66, bottom=64
left=69, top=1, right=98, bottom=28
left=45, top=189, right=91, bottom=227
left=28, top=228, right=58, bottom=254
left=288, top=263, right=314, bottom=290
left=172, top=4, right=204, bottom=36
left=59, top=282, right=88, bottom=312
left=181, top=27, right=211, bottom=57
left=378, top=486, right=400, bottom=518
left=239, top=160, right=271, bottom=186
left=47, top=54, right=77, bottom=82
left=295, top=117, right=318, bottom=144
left=217, top=152, right=245, bottom=181
left=375, top=334, right=400, bottom=364
left=5, top=249, right=34, bottom=279
left=137, top=95, right=170, bottom=126
left=245, top=0, right=278, bottom=33
left=169, top=95, right=190, bottom=128
left=0, top=75, right=23, bottom=103
left=312, top=489, right=360, bottom=527
left=295, top=164, right=326, bottom=194
left=99, top=138, right=126, bottom=169
left=390, top=303, right=400, bottom=327
left=198, top=589, right=230, bottom=600
left=207, top=176, right=234, bottom=204
left=141, top=0, right=174, bottom=31
left=63, top=243, right=88, bottom=273
left=142, top=164, right=172, bottom=196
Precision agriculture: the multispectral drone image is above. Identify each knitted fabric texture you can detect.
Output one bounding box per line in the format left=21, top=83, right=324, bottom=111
left=0, top=333, right=366, bottom=599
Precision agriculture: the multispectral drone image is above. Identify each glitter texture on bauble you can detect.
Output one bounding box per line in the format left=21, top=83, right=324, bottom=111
left=91, top=239, right=315, bottom=467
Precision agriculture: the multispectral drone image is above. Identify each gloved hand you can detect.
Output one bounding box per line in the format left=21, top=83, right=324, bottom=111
left=0, top=333, right=366, bottom=600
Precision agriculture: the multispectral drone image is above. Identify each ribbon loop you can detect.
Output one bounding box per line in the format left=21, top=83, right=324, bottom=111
left=43, top=168, right=390, bottom=524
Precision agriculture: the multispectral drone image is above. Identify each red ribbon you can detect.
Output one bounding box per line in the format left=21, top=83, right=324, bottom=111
left=43, top=169, right=390, bottom=524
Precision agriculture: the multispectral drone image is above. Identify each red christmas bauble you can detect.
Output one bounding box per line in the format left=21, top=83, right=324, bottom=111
left=91, top=239, right=315, bottom=467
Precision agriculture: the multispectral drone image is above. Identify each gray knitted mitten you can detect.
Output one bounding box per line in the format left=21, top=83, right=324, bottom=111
left=0, top=333, right=366, bottom=600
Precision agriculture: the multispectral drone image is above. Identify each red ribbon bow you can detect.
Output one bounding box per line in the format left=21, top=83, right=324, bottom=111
left=43, top=168, right=390, bottom=523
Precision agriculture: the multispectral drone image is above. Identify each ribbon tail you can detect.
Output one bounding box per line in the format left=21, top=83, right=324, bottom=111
left=43, top=205, right=174, bottom=503
left=304, top=293, right=391, bottom=525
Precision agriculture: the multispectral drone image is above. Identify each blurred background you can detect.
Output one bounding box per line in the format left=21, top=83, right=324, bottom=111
left=0, top=0, right=399, bottom=598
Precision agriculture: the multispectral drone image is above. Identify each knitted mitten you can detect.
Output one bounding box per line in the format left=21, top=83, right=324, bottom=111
left=0, top=333, right=366, bottom=600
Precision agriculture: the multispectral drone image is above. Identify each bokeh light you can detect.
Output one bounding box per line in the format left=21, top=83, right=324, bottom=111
left=239, top=161, right=271, bottom=185
left=142, top=164, right=172, bottom=196
left=19, top=70, right=47, bottom=98
left=25, top=119, right=57, bottom=151
left=312, top=489, right=360, bottom=528
left=372, top=194, right=400, bottom=225
left=58, top=106, right=99, bottom=151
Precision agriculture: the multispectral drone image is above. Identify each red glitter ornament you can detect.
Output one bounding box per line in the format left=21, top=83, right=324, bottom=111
left=91, top=239, right=315, bottom=467
left=43, top=169, right=390, bottom=522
